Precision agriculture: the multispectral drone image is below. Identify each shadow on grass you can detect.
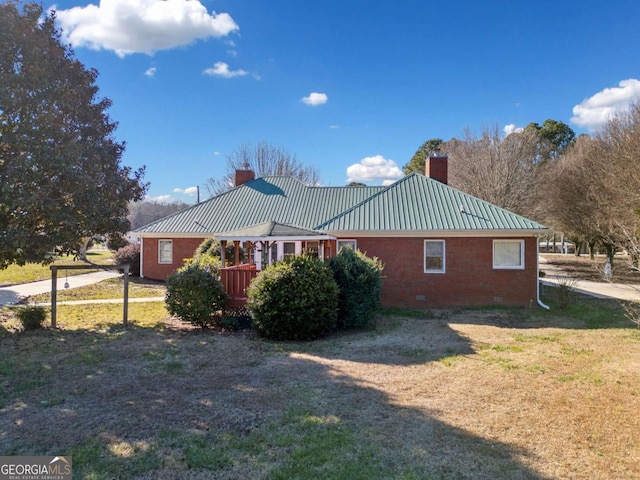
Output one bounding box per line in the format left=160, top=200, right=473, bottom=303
left=0, top=318, right=551, bottom=479
left=377, top=290, right=629, bottom=331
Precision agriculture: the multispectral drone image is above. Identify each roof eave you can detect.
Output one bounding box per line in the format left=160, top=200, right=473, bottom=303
left=324, top=228, right=549, bottom=238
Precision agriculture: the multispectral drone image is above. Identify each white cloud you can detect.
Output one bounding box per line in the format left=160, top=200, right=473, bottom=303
left=144, top=66, right=156, bottom=77
left=225, top=39, right=237, bottom=57
left=571, top=78, right=640, bottom=131
left=346, top=155, right=404, bottom=185
left=503, top=124, right=523, bottom=136
left=55, top=0, right=239, bottom=57
left=301, top=92, right=328, bottom=106
left=203, top=61, right=248, bottom=78
left=173, top=186, right=198, bottom=196
left=329, top=124, right=340, bottom=129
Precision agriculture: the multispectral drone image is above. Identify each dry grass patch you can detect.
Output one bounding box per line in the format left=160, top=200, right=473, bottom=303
left=27, top=277, right=166, bottom=304
left=1, top=300, right=639, bottom=479
left=541, top=253, right=640, bottom=283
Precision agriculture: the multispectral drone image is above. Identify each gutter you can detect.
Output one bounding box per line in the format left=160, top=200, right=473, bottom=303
left=537, top=251, right=550, bottom=310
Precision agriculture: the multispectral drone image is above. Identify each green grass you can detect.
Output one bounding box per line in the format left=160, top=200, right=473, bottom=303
left=539, top=287, right=626, bottom=328
left=28, top=277, right=166, bottom=303
left=0, top=250, right=114, bottom=286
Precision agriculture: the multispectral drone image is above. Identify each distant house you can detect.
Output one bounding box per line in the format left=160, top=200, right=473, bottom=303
left=134, top=154, right=548, bottom=309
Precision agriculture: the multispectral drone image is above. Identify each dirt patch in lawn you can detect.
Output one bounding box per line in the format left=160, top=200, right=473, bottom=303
left=1, top=307, right=639, bottom=479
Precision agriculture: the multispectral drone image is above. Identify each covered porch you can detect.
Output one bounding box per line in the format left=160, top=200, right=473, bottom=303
left=216, top=221, right=336, bottom=307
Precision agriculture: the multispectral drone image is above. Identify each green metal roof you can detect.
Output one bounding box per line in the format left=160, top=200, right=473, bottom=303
left=135, top=177, right=384, bottom=235
left=134, top=174, right=546, bottom=236
left=317, top=174, right=547, bottom=232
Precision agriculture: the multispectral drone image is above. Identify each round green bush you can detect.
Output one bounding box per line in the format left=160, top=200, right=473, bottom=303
left=165, top=263, right=227, bottom=328
left=17, top=305, right=48, bottom=331
left=328, top=247, right=383, bottom=329
left=247, top=255, right=339, bottom=340
left=194, top=238, right=244, bottom=267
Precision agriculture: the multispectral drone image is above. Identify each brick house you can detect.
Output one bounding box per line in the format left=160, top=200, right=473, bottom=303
left=134, top=155, right=548, bottom=309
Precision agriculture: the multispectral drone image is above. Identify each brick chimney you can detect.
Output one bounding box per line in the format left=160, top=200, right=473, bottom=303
left=425, top=151, right=448, bottom=184
left=234, top=163, right=255, bottom=186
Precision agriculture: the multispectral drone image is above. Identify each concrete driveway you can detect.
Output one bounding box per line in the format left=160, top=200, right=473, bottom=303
left=539, top=256, right=640, bottom=302
left=0, top=270, right=121, bottom=306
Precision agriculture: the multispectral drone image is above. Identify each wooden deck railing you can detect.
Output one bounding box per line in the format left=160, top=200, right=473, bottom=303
left=219, top=264, right=258, bottom=307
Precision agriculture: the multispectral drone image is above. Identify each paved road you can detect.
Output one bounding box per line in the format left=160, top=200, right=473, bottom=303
left=539, top=256, right=640, bottom=302
left=0, top=270, right=122, bottom=306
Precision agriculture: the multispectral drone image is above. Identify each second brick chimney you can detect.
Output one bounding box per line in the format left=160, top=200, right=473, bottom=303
left=235, top=164, right=255, bottom=187
left=425, top=151, right=448, bottom=185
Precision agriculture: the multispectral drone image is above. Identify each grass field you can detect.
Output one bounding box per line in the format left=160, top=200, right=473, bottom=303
left=1, top=290, right=639, bottom=479
left=0, top=250, right=114, bottom=287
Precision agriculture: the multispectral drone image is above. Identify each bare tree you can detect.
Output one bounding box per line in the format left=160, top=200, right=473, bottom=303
left=444, top=125, right=546, bottom=218
left=545, top=135, right=605, bottom=258
left=546, top=102, right=640, bottom=264
left=206, top=142, right=320, bottom=196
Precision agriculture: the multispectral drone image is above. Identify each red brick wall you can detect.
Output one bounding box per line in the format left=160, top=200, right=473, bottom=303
left=354, top=236, right=539, bottom=308
left=141, top=237, right=207, bottom=280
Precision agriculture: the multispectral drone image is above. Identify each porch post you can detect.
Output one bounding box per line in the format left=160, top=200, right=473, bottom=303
left=234, top=241, right=240, bottom=265
left=247, top=241, right=253, bottom=266
left=221, top=240, right=226, bottom=266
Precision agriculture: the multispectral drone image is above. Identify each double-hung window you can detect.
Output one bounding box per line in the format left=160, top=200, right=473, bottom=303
left=493, top=240, right=525, bottom=269
left=337, top=239, right=357, bottom=252
left=424, top=240, right=445, bottom=273
left=283, top=242, right=296, bottom=259
left=158, top=240, right=173, bottom=264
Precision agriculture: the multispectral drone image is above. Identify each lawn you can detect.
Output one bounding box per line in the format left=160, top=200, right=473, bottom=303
left=27, top=277, right=166, bottom=304
left=0, top=250, right=115, bottom=286
left=1, top=292, right=639, bottom=479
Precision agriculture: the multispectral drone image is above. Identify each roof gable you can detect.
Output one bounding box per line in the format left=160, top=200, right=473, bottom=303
left=316, top=173, right=547, bottom=232
left=135, top=176, right=384, bottom=235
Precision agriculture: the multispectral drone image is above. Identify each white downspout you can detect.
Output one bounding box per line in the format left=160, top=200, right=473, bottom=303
left=139, top=237, right=144, bottom=278
left=537, top=243, right=550, bottom=310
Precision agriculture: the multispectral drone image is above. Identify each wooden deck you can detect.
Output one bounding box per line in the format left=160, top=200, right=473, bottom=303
left=219, top=264, right=258, bottom=307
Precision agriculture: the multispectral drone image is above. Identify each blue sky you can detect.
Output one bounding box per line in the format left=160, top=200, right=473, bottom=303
left=48, top=0, right=640, bottom=202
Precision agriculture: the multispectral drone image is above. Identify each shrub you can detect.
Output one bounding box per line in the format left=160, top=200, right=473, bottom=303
left=555, top=275, right=578, bottom=310
left=17, top=305, right=47, bottom=330
left=247, top=255, right=339, bottom=340
left=328, top=248, right=384, bottom=329
left=165, top=263, right=227, bottom=328
left=113, top=243, right=141, bottom=276
left=194, top=238, right=244, bottom=267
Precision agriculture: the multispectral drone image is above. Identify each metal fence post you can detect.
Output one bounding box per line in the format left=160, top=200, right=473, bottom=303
left=51, top=266, right=57, bottom=328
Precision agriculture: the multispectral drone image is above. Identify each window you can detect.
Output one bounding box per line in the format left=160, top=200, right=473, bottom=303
left=305, top=241, right=320, bottom=258
left=424, top=240, right=445, bottom=273
left=283, top=242, right=296, bottom=259
left=158, top=240, right=173, bottom=264
left=493, top=240, right=524, bottom=269
left=337, top=239, right=357, bottom=252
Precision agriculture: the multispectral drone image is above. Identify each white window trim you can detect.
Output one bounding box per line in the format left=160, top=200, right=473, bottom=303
left=283, top=241, right=296, bottom=259
left=158, top=239, right=173, bottom=264
left=424, top=239, right=446, bottom=274
left=493, top=239, right=525, bottom=270
left=337, top=239, right=357, bottom=252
